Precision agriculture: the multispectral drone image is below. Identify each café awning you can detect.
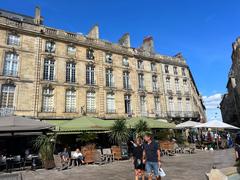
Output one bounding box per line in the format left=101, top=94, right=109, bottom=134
left=0, top=116, right=54, bottom=135
left=194, top=120, right=239, bottom=129
left=127, top=117, right=176, bottom=129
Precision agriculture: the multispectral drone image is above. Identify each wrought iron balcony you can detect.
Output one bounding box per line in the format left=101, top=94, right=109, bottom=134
left=167, top=111, right=199, bottom=118
left=107, top=109, right=116, bottom=114
left=0, top=108, right=15, bottom=116
left=87, top=108, right=96, bottom=113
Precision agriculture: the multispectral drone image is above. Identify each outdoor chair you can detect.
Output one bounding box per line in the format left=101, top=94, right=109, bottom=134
left=111, top=146, right=122, bottom=160
left=0, top=173, right=23, bottom=180
left=12, top=155, right=24, bottom=171
left=0, top=156, right=6, bottom=171
left=94, top=150, right=107, bottom=165
left=102, top=148, right=114, bottom=162
left=184, top=143, right=196, bottom=154
left=53, top=154, right=68, bottom=171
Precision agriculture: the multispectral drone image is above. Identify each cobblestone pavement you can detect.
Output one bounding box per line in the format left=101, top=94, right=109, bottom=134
left=15, top=149, right=236, bottom=180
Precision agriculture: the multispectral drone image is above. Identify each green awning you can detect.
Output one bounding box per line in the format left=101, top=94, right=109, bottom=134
left=45, top=117, right=114, bottom=132
left=126, top=117, right=176, bottom=129
left=45, top=116, right=175, bottom=134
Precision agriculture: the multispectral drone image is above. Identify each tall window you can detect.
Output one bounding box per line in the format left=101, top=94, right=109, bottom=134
left=105, top=53, right=112, bottom=63
left=123, top=71, right=130, bottom=89
left=173, top=66, right=178, bottom=75
left=138, top=74, right=144, bottom=90
left=86, top=48, right=94, bottom=60
left=86, top=65, right=95, bottom=85
left=122, top=57, right=129, bottom=66
left=137, top=60, right=144, bottom=69
left=45, top=41, right=55, bottom=53
left=67, top=45, right=76, bottom=56
left=186, top=98, right=191, bottom=112
left=66, top=62, right=75, bottom=83
left=106, top=69, right=114, bottom=87
left=87, top=92, right=96, bottom=113
left=43, top=59, right=55, bottom=81
left=3, top=52, right=19, bottom=76
left=182, top=68, right=186, bottom=76
left=42, top=88, right=54, bottom=112
left=0, top=85, right=15, bottom=108
left=151, top=62, right=156, bottom=71
left=152, top=75, right=158, bottom=91
left=154, top=96, right=161, bottom=114
left=175, top=79, right=180, bottom=91
left=177, top=98, right=182, bottom=112
left=168, top=97, right=174, bottom=112
left=106, top=94, right=115, bottom=113
left=166, top=77, right=171, bottom=91
left=65, top=90, right=76, bottom=112
left=183, top=79, right=189, bottom=92
left=124, top=95, right=131, bottom=114
left=164, top=65, right=169, bottom=73
left=140, top=96, right=146, bottom=115
left=7, top=34, right=20, bottom=46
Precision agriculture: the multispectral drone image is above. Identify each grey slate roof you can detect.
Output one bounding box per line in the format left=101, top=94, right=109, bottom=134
left=0, top=8, right=35, bottom=24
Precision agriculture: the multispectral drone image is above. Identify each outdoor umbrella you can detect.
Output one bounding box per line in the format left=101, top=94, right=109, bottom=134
left=176, top=120, right=202, bottom=129
left=0, top=116, right=54, bottom=135
left=194, top=120, right=239, bottom=149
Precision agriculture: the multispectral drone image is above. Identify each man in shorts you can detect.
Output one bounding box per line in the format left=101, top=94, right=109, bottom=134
left=143, top=132, right=161, bottom=180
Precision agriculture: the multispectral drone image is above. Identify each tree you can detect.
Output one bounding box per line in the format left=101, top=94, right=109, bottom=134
left=134, top=119, right=150, bottom=138
left=109, top=119, right=129, bottom=145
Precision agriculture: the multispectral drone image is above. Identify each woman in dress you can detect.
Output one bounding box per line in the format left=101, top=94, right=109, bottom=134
left=132, top=138, right=145, bottom=180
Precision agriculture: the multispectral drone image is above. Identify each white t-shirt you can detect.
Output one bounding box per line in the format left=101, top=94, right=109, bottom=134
left=72, top=152, right=82, bottom=158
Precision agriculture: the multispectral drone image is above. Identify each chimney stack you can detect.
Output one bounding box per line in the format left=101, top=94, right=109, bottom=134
left=34, top=6, right=41, bottom=25
left=87, top=24, right=99, bottom=39
left=142, top=36, right=154, bottom=53
left=118, top=33, right=130, bottom=48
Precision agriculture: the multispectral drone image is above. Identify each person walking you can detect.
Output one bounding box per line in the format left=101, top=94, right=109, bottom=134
left=143, top=132, right=161, bottom=180
left=132, top=138, right=145, bottom=180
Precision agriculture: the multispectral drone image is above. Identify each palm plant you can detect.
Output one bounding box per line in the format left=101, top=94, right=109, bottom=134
left=34, top=134, right=56, bottom=169
left=134, top=119, right=150, bottom=138
left=109, top=119, right=129, bottom=146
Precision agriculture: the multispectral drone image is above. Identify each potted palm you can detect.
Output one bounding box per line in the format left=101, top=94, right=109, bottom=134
left=34, top=134, right=56, bottom=169
left=109, top=119, right=129, bottom=160
left=134, top=119, right=150, bottom=138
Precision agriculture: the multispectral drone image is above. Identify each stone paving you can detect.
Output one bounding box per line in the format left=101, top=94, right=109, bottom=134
left=6, top=149, right=236, bottom=180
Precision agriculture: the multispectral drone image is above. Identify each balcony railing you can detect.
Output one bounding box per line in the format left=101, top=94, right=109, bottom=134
left=123, top=84, right=132, bottom=90
left=107, top=109, right=116, bottom=114
left=65, top=108, right=77, bottom=113
left=106, top=82, right=115, bottom=88
left=167, top=111, right=199, bottom=118
left=87, top=108, right=96, bottom=113
left=138, top=86, right=146, bottom=91
left=0, top=108, right=14, bottom=116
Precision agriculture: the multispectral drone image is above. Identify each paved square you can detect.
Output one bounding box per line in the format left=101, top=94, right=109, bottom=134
left=20, top=149, right=235, bottom=180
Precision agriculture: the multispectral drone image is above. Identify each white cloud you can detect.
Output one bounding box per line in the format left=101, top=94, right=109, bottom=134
left=202, top=93, right=222, bottom=109
left=202, top=93, right=223, bottom=121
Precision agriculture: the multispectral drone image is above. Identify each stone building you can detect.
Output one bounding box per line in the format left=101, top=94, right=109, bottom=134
left=220, top=38, right=240, bottom=126
left=0, top=7, right=206, bottom=123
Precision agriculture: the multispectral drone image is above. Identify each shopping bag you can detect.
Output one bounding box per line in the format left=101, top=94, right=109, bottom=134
left=158, top=168, right=166, bottom=177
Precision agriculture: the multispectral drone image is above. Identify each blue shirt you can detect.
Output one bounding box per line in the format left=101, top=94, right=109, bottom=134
left=143, top=141, right=159, bottom=162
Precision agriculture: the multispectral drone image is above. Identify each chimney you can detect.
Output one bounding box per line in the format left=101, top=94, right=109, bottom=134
left=118, top=33, right=130, bottom=47
left=34, top=6, right=41, bottom=25
left=87, top=24, right=99, bottom=39
left=142, top=36, right=154, bottom=53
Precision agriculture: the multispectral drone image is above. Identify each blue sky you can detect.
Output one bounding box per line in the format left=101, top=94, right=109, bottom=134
left=1, top=0, right=238, bottom=121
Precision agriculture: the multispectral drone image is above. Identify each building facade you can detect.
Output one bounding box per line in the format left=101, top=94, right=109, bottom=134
left=220, top=38, right=240, bottom=127
left=0, top=7, right=206, bottom=123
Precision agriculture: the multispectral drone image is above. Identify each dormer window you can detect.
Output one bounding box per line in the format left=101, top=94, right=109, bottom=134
left=86, top=48, right=94, bottom=60
left=67, top=45, right=76, bottom=56
left=45, top=40, right=55, bottom=53
left=105, top=53, right=112, bottom=63
left=182, top=68, right=186, bottom=76
left=122, top=57, right=129, bottom=66
left=7, top=34, right=20, bottom=46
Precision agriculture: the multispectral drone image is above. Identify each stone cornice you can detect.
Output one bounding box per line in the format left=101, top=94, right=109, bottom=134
left=0, top=16, right=188, bottom=67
